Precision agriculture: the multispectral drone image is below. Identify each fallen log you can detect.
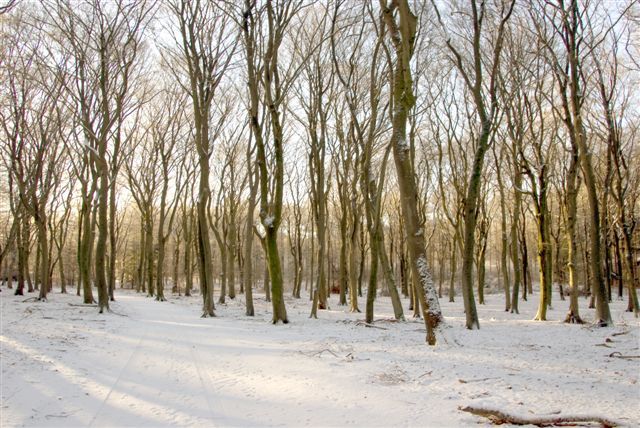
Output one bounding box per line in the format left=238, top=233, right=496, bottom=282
left=459, top=405, right=623, bottom=427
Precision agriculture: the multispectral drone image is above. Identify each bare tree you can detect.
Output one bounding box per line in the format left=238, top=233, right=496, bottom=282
left=166, top=0, right=237, bottom=317
left=379, top=0, right=443, bottom=345
left=151, top=87, right=189, bottom=302
left=531, top=0, right=624, bottom=325
left=45, top=0, right=154, bottom=313
left=1, top=10, right=66, bottom=302
left=589, top=22, right=639, bottom=316
left=432, top=0, right=516, bottom=330
left=240, top=0, right=310, bottom=323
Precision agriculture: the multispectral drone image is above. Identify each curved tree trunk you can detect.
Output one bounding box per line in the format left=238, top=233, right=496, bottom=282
left=381, top=0, right=443, bottom=344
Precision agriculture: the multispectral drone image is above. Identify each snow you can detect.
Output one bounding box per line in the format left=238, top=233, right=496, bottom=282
left=416, top=255, right=442, bottom=316
left=1, top=287, right=639, bottom=427
left=263, top=215, right=275, bottom=228
left=396, top=136, right=410, bottom=160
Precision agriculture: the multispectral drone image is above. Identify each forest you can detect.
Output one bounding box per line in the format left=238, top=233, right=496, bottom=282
left=1, top=0, right=640, bottom=426
left=2, top=0, right=640, bottom=343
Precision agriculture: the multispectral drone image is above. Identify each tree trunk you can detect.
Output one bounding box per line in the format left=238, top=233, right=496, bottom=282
left=243, top=167, right=258, bottom=316
left=459, top=124, right=488, bottom=328
left=338, top=211, right=348, bottom=306
left=228, top=220, right=236, bottom=300
left=510, top=156, right=523, bottom=314
left=136, top=217, right=145, bottom=293
left=36, top=217, right=49, bottom=301
left=14, top=217, right=25, bottom=296
left=95, top=160, right=110, bottom=313
left=156, top=237, right=166, bottom=301
left=566, top=3, right=612, bottom=325
left=348, top=206, right=360, bottom=313
left=265, top=228, right=287, bottom=323
left=533, top=182, right=552, bottom=321
left=79, top=195, right=95, bottom=303
left=173, top=236, right=180, bottom=295
left=184, top=209, right=193, bottom=297
left=145, top=213, right=155, bottom=298
left=614, top=232, right=623, bottom=299
left=564, top=139, right=583, bottom=323
left=494, top=146, right=511, bottom=311
left=197, top=197, right=215, bottom=317
left=377, top=229, right=404, bottom=320
left=381, top=0, right=443, bottom=344
left=449, top=233, right=458, bottom=302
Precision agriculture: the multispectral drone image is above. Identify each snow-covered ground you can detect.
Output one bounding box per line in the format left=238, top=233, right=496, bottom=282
left=1, top=285, right=639, bottom=427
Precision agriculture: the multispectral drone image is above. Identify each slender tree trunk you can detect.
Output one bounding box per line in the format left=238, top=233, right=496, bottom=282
left=173, top=237, right=180, bottom=295
left=145, top=214, right=155, bottom=297
left=566, top=3, right=612, bottom=325
left=476, top=236, right=487, bottom=305
left=216, top=238, right=227, bottom=304
left=243, top=167, right=258, bottom=316
left=95, top=160, right=110, bottom=313
left=348, top=206, right=360, bottom=313
left=136, top=218, right=145, bottom=293
left=495, top=147, right=511, bottom=311
left=564, top=140, right=582, bottom=323
left=196, top=118, right=215, bottom=316
left=14, top=216, right=25, bottom=296
left=265, top=228, right=286, bottom=323
left=58, top=249, right=66, bottom=294
left=510, top=184, right=522, bottom=313
left=377, top=229, right=404, bottom=320
left=533, top=184, right=552, bottom=321
left=36, top=217, right=49, bottom=301
left=184, top=209, right=193, bottom=297
left=156, top=239, right=166, bottom=301
left=228, top=221, right=236, bottom=299
left=79, top=195, right=95, bottom=303
left=108, top=153, right=119, bottom=302
left=459, top=125, right=488, bottom=328
left=622, top=230, right=639, bottom=315
left=521, top=219, right=530, bottom=301
left=614, top=232, right=623, bottom=299
left=338, top=212, right=348, bottom=306
left=449, top=234, right=458, bottom=302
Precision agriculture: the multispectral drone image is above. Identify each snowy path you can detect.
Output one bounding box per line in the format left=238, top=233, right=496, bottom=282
left=88, top=295, right=219, bottom=426
left=2, top=289, right=639, bottom=427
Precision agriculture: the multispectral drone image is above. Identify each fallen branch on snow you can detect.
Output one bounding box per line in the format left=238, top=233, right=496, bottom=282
left=458, top=377, right=499, bottom=384
left=355, top=321, right=388, bottom=330
left=459, top=405, right=623, bottom=427
left=303, top=349, right=340, bottom=358
left=611, top=330, right=630, bottom=337
left=608, top=351, right=640, bottom=360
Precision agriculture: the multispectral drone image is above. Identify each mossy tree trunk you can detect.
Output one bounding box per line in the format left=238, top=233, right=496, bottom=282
left=380, top=0, right=443, bottom=345
left=243, top=163, right=258, bottom=316
left=241, top=0, right=304, bottom=323
left=432, top=0, right=515, bottom=329
left=563, top=141, right=582, bottom=323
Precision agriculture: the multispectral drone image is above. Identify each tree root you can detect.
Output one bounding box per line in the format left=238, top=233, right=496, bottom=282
left=459, top=405, right=623, bottom=427
left=564, top=313, right=584, bottom=324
